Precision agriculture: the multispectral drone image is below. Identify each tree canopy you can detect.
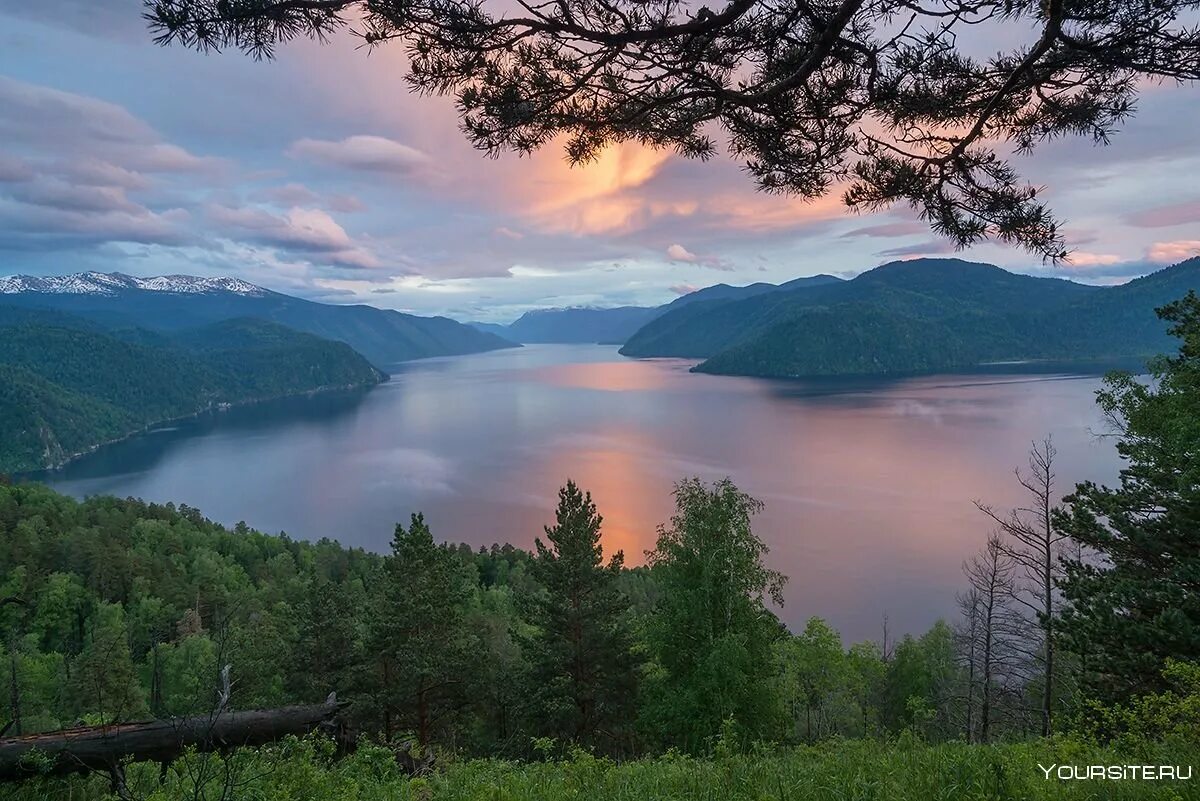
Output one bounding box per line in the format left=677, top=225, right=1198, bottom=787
left=145, top=0, right=1200, bottom=259
left=1056, top=291, right=1200, bottom=700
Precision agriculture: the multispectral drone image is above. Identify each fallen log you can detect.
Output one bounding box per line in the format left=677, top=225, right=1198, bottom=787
left=0, top=695, right=348, bottom=782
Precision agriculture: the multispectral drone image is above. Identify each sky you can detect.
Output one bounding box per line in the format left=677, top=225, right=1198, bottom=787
left=1, top=1, right=1198, bottom=322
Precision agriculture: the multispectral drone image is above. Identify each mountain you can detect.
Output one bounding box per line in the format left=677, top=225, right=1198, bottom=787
left=0, top=271, right=515, bottom=367
left=466, top=321, right=516, bottom=341
left=474, top=275, right=844, bottom=345
left=620, top=258, right=1200, bottom=378
left=0, top=311, right=385, bottom=473
left=661, top=274, right=843, bottom=312
left=503, top=306, right=662, bottom=344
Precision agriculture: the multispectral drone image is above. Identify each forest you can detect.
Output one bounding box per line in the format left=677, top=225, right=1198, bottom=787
left=621, top=257, right=1200, bottom=378
left=0, top=311, right=385, bottom=473
left=0, top=292, right=1198, bottom=799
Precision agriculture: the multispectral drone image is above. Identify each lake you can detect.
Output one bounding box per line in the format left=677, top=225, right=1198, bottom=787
left=42, top=345, right=1124, bottom=643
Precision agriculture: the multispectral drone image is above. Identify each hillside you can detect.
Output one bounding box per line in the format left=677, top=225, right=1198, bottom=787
left=476, top=275, right=843, bottom=345
left=0, top=313, right=386, bottom=472
left=621, top=258, right=1200, bottom=377
left=505, top=305, right=662, bottom=343
left=0, top=272, right=515, bottom=367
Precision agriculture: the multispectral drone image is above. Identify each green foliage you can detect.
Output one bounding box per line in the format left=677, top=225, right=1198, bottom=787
left=368, top=513, right=478, bottom=744
left=881, top=622, right=961, bottom=739
left=776, top=618, right=884, bottom=742
left=641, top=478, right=787, bottom=751
left=524, top=480, right=640, bottom=754
left=1077, top=660, right=1200, bottom=747
left=621, top=257, right=1200, bottom=377
left=67, top=602, right=147, bottom=722
left=0, top=314, right=385, bottom=472
left=8, top=734, right=1200, bottom=801
left=1057, top=291, right=1200, bottom=698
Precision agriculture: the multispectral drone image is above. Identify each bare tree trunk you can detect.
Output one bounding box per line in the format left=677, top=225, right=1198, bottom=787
left=0, top=698, right=347, bottom=783
left=957, top=590, right=980, bottom=743
left=6, top=644, right=19, bottom=738
left=963, top=536, right=1017, bottom=744
left=976, top=437, right=1063, bottom=738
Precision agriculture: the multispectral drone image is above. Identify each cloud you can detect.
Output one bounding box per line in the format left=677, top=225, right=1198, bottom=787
left=495, top=226, right=525, bottom=240
left=0, top=76, right=222, bottom=175
left=840, top=221, right=926, bottom=238
left=10, top=179, right=141, bottom=214
left=328, top=194, right=366, bottom=213
left=1027, top=240, right=1199, bottom=282
left=666, top=242, right=730, bottom=270
left=208, top=204, right=382, bottom=269
left=1064, top=251, right=1122, bottom=267
left=258, top=182, right=321, bottom=207
left=0, top=156, right=34, bottom=183
left=0, top=197, right=192, bottom=250
left=669, top=283, right=698, bottom=295
left=1124, top=200, right=1200, bottom=229
left=0, top=0, right=146, bottom=39
left=876, top=240, right=958, bottom=258
left=666, top=243, right=698, bottom=262
left=288, top=135, right=432, bottom=176
left=1148, top=240, right=1200, bottom=263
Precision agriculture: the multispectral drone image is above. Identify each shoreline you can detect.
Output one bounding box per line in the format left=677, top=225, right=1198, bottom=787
left=16, top=377, right=384, bottom=477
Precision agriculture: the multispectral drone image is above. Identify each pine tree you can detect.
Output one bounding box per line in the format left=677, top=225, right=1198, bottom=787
left=68, top=602, right=147, bottom=722
left=368, top=513, right=476, bottom=746
left=525, top=480, right=639, bottom=753
left=290, top=579, right=362, bottom=703
left=1057, top=292, right=1200, bottom=699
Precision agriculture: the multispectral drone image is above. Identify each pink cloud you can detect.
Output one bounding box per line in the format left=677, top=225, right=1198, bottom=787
left=669, top=283, right=699, bottom=295
left=288, top=135, right=431, bottom=176
left=1148, top=240, right=1200, bottom=263
left=841, top=221, right=926, bottom=238
left=666, top=243, right=730, bottom=270
left=1065, top=251, right=1123, bottom=267
left=208, top=204, right=381, bottom=269
left=1125, top=200, right=1200, bottom=228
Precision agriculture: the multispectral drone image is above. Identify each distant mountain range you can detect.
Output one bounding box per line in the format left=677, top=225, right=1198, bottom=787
left=620, top=257, right=1200, bottom=377
left=469, top=274, right=843, bottom=344
left=1, top=271, right=514, bottom=367
left=0, top=270, right=520, bottom=472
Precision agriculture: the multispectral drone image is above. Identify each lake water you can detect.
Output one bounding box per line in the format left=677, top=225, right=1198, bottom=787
left=42, top=345, right=1125, bottom=643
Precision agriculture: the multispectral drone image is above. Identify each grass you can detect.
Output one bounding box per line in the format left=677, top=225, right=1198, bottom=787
left=10, top=736, right=1199, bottom=800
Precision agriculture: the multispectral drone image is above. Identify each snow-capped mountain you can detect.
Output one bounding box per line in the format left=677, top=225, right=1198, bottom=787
left=0, top=271, right=269, bottom=297
left=0, top=270, right=515, bottom=365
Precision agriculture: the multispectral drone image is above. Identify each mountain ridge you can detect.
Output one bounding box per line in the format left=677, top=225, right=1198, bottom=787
left=474, top=274, right=845, bottom=344
left=0, top=310, right=387, bottom=473
left=0, top=271, right=515, bottom=366
left=621, top=258, right=1200, bottom=377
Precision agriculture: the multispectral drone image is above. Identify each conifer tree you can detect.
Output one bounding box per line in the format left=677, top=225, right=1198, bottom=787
left=369, top=514, right=476, bottom=745
left=1057, top=292, right=1200, bottom=699
left=525, top=481, right=639, bottom=753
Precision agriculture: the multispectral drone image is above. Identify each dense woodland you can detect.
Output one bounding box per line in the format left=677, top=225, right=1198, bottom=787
left=1, top=292, right=1198, bottom=799
left=622, top=258, right=1200, bottom=377
left=0, top=310, right=385, bottom=473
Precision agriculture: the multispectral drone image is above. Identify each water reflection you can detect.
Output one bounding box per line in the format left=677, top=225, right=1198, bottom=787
left=41, top=345, right=1122, bottom=643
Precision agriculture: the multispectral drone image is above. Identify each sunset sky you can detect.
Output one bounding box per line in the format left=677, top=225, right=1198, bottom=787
left=2, top=1, right=1199, bottom=322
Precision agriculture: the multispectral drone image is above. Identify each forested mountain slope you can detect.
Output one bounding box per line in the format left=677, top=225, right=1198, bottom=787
left=472, top=275, right=843, bottom=345
left=0, top=313, right=385, bottom=472
left=0, top=272, right=514, bottom=367
left=620, top=258, right=1200, bottom=377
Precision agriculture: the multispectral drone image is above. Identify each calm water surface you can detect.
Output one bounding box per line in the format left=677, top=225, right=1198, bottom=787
left=42, top=345, right=1124, bottom=642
